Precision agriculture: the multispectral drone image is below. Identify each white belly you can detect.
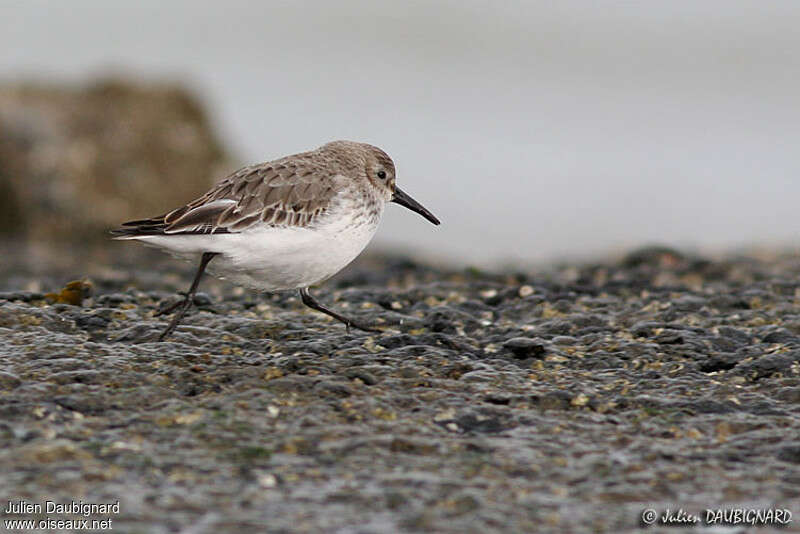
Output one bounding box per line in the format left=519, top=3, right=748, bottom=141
left=134, top=201, right=382, bottom=291
left=211, top=216, right=379, bottom=290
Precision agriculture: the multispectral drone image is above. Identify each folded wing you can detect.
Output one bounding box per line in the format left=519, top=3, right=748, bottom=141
left=111, top=159, right=338, bottom=237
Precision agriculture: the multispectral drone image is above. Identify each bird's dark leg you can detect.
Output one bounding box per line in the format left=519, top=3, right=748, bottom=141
left=299, top=287, right=380, bottom=333
left=158, top=252, right=217, bottom=341
left=155, top=291, right=190, bottom=316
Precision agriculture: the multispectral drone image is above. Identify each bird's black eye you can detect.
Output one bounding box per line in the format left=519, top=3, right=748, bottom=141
left=377, top=170, right=387, bottom=180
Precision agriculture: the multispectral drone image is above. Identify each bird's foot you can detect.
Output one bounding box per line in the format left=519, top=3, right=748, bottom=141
left=344, top=318, right=382, bottom=334
left=155, top=294, right=190, bottom=317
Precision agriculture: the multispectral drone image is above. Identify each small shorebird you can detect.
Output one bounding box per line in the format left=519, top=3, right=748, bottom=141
left=112, top=140, right=440, bottom=340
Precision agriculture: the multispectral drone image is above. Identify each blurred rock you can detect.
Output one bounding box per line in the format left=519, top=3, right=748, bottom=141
left=0, top=79, right=230, bottom=243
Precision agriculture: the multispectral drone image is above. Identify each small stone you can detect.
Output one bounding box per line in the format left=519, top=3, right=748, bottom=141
left=762, top=330, right=798, bottom=344
left=777, top=446, right=800, bottom=464
left=44, top=279, right=93, bottom=306
left=503, top=337, right=546, bottom=359
left=571, top=394, right=590, bottom=407
left=192, top=292, right=213, bottom=307
left=434, top=408, right=456, bottom=422
left=552, top=335, right=577, bottom=346
left=345, top=369, right=378, bottom=385
left=256, top=471, right=278, bottom=488
left=671, top=295, right=706, bottom=312
left=518, top=285, right=534, bottom=297
left=0, top=371, right=22, bottom=390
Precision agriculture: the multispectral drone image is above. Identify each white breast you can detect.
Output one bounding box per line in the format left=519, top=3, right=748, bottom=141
left=136, top=191, right=384, bottom=291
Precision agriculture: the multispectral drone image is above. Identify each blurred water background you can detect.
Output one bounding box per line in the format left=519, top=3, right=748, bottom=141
left=2, top=0, right=799, bottom=267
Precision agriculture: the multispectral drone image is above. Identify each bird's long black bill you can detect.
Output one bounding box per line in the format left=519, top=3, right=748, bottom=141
left=392, top=187, right=440, bottom=225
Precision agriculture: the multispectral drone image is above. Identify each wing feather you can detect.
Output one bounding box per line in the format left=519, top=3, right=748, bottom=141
left=112, top=155, right=342, bottom=237
left=163, top=199, right=237, bottom=234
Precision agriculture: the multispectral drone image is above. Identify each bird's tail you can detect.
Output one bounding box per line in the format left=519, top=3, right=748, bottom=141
left=109, top=215, right=169, bottom=239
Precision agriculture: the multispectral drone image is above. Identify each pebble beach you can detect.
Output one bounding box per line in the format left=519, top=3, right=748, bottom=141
left=1, top=246, right=798, bottom=532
